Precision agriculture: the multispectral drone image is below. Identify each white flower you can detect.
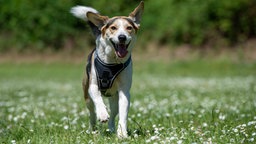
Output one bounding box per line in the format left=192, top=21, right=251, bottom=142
left=81, top=123, right=86, bottom=128
left=61, top=116, right=69, bottom=121
left=233, top=128, right=238, bottom=133
left=203, top=123, right=208, bottom=127
left=13, top=116, right=19, bottom=122
left=134, top=133, right=139, bottom=138
left=91, top=130, right=98, bottom=134
left=169, top=136, right=176, bottom=141
left=177, top=140, right=182, bottom=144
left=165, top=113, right=170, bottom=117
left=249, top=138, right=254, bottom=142
left=64, top=125, right=69, bottom=130
left=21, top=112, right=27, bottom=119
left=150, top=135, right=159, bottom=141
left=11, top=140, right=16, bottom=144
left=248, top=121, right=256, bottom=126
left=219, top=114, right=226, bottom=120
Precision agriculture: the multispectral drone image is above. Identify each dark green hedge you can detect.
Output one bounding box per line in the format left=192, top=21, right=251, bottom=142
left=0, top=0, right=255, bottom=51
left=144, top=0, right=256, bottom=45
left=0, top=0, right=79, bottom=50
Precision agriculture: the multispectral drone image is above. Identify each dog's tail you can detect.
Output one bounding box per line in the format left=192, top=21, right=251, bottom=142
left=70, top=6, right=101, bottom=37
left=70, top=6, right=98, bottom=21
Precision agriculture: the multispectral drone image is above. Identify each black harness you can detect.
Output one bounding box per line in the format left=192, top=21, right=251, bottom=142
left=86, top=49, right=131, bottom=95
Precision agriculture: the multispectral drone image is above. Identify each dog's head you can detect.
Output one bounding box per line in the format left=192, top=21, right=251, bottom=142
left=87, top=1, right=144, bottom=58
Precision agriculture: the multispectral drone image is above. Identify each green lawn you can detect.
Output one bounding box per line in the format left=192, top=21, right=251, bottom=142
left=0, top=59, right=256, bottom=143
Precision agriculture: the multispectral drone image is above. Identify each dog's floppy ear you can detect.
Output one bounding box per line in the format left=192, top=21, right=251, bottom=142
left=87, top=12, right=109, bottom=28
left=129, top=1, right=144, bottom=26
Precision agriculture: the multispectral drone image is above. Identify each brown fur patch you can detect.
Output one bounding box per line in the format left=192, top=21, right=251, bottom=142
left=83, top=51, right=95, bottom=101
left=101, top=17, right=138, bottom=36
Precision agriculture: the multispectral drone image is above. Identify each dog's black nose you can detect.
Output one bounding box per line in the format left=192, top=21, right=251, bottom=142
left=118, top=35, right=127, bottom=42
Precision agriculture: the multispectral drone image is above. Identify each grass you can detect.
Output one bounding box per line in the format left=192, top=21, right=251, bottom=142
left=0, top=59, right=256, bottom=143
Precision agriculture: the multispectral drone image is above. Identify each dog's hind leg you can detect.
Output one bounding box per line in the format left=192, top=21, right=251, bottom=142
left=108, top=93, right=119, bottom=132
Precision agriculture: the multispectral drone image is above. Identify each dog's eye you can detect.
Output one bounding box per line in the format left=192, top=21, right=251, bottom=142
left=110, top=26, right=117, bottom=30
left=127, top=26, right=133, bottom=30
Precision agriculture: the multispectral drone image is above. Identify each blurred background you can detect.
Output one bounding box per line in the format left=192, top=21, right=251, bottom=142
left=0, top=0, right=256, bottom=61
left=1, top=1, right=256, bottom=143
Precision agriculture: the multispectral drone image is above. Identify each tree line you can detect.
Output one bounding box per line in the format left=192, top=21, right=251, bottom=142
left=0, top=0, right=255, bottom=51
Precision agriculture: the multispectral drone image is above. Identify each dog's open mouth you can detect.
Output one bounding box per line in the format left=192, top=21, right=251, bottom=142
left=110, top=40, right=130, bottom=58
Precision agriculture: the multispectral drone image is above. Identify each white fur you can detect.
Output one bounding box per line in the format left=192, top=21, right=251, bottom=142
left=86, top=19, right=134, bottom=137
left=108, top=19, right=134, bottom=46
left=88, top=23, right=134, bottom=137
left=88, top=57, right=132, bottom=138
left=70, top=6, right=98, bottom=21
left=71, top=1, right=143, bottom=138
left=96, top=19, right=136, bottom=64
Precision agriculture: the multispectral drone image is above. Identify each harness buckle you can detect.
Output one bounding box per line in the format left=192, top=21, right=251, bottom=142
left=100, top=79, right=110, bottom=88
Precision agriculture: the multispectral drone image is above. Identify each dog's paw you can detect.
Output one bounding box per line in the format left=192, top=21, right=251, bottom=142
left=117, top=128, right=128, bottom=138
left=96, top=109, right=109, bottom=123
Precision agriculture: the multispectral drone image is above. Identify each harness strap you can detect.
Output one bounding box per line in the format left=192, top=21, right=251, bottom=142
left=86, top=49, right=131, bottom=96
left=94, top=53, right=131, bottom=94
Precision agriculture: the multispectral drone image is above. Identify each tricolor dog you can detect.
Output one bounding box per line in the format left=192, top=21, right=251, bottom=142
left=70, top=1, right=144, bottom=138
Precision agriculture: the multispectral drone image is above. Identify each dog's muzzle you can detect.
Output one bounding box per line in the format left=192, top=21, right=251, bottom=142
left=110, top=35, right=130, bottom=58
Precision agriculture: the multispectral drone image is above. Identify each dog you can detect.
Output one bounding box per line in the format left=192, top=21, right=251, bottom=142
left=70, top=1, right=144, bottom=138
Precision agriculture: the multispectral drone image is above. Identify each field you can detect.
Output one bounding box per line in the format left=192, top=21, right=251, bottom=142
left=0, top=58, right=256, bottom=143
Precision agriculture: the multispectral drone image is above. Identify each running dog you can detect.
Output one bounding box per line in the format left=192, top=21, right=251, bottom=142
left=70, top=1, right=144, bottom=138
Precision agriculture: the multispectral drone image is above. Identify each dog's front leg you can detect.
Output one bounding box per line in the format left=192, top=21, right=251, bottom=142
left=117, top=90, right=130, bottom=138
left=108, top=94, right=119, bottom=132
left=89, top=84, right=109, bottom=123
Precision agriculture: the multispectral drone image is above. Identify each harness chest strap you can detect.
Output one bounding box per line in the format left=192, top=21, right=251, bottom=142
left=86, top=49, right=131, bottom=95
left=94, top=53, right=131, bottom=93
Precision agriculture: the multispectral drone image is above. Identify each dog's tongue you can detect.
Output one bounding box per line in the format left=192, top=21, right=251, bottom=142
left=116, top=43, right=128, bottom=58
